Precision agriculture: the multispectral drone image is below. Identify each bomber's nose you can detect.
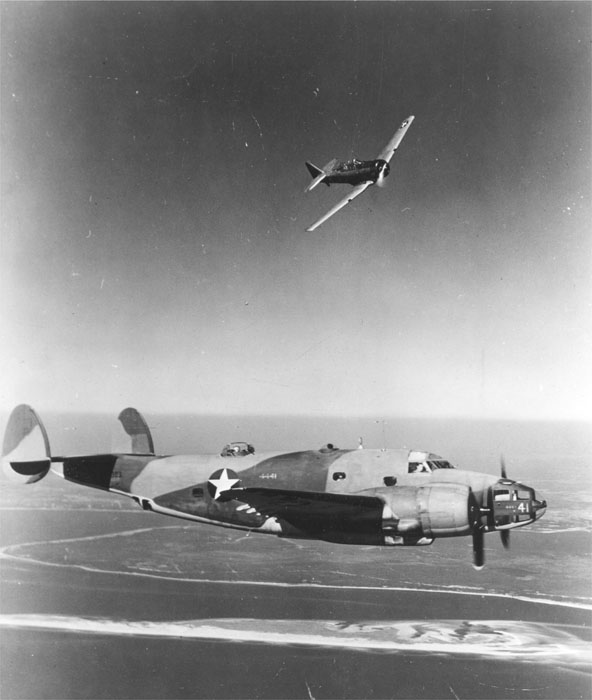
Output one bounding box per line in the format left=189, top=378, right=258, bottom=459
left=532, top=497, right=547, bottom=520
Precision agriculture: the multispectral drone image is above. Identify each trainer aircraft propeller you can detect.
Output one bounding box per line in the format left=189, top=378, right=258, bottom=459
left=2, top=405, right=546, bottom=570
left=304, top=116, right=414, bottom=231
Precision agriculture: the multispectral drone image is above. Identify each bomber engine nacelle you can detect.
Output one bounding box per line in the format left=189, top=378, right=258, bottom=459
left=1, top=404, right=51, bottom=484
left=487, top=479, right=547, bottom=533
left=379, top=484, right=479, bottom=544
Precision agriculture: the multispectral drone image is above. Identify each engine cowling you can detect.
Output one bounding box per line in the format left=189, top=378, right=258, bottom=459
left=487, top=479, right=547, bottom=531
left=380, top=484, right=479, bottom=543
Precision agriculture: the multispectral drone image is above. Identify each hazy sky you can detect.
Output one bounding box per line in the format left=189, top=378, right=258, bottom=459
left=1, top=1, right=590, bottom=420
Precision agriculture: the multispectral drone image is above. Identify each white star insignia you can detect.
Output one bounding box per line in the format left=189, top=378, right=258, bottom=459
left=208, top=468, right=241, bottom=500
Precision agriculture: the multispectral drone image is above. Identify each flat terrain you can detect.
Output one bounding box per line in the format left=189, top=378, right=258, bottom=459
left=1, top=417, right=590, bottom=698
left=1, top=500, right=590, bottom=699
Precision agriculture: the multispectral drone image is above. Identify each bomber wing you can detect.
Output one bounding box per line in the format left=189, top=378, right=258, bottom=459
left=306, top=181, right=372, bottom=232
left=232, top=486, right=384, bottom=536
left=375, top=115, right=415, bottom=164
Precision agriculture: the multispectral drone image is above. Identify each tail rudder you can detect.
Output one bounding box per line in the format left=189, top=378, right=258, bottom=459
left=305, top=161, right=324, bottom=179
left=305, top=162, right=326, bottom=193
left=114, top=407, right=155, bottom=455
left=305, top=158, right=339, bottom=192
left=2, top=405, right=51, bottom=483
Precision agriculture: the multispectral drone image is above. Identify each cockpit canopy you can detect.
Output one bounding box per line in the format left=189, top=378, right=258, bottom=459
left=220, top=442, right=255, bottom=457
left=336, top=158, right=363, bottom=172
left=408, top=451, right=455, bottom=473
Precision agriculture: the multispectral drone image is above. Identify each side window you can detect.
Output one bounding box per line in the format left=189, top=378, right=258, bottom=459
left=409, top=462, right=430, bottom=473
left=192, top=487, right=204, bottom=497
left=332, top=472, right=346, bottom=481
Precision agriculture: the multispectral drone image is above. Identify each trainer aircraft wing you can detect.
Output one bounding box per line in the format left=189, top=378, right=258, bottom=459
left=234, top=486, right=384, bottom=535
left=306, top=181, right=372, bottom=232
left=376, top=115, right=415, bottom=164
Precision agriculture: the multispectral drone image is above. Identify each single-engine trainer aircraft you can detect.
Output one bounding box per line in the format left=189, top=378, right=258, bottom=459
left=2, top=405, right=546, bottom=569
left=304, top=115, right=415, bottom=231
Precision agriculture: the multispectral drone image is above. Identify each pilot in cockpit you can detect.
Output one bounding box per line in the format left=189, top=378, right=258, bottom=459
left=409, top=461, right=430, bottom=473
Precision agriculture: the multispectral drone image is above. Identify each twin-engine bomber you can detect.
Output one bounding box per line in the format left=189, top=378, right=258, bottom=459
left=2, top=405, right=546, bottom=569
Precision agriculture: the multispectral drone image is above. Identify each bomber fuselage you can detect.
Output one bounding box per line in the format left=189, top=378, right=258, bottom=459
left=51, top=446, right=545, bottom=547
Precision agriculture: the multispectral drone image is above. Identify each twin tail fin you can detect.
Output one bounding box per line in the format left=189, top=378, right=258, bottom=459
left=116, top=408, right=155, bottom=455
left=1, top=404, right=51, bottom=484
left=2, top=405, right=155, bottom=484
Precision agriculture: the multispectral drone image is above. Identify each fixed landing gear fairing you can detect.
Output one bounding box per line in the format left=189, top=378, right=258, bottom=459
left=2, top=405, right=546, bottom=569
left=304, top=116, right=415, bottom=231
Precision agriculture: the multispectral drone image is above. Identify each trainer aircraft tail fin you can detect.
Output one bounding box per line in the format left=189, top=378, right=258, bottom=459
left=305, top=159, right=337, bottom=192
left=305, top=162, right=326, bottom=192
left=2, top=404, right=51, bottom=484
left=305, top=161, right=323, bottom=179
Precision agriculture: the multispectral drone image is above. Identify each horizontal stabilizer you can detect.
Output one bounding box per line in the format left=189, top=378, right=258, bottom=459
left=305, top=162, right=326, bottom=193
left=305, top=159, right=338, bottom=192
left=305, top=173, right=326, bottom=193
left=115, top=407, right=155, bottom=455
left=2, top=405, right=51, bottom=484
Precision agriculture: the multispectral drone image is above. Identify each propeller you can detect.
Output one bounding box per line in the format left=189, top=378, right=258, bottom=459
left=500, top=454, right=507, bottom=479
left=499, top=455, right=510, bottom=550
left=472, top=527, right=485, bottom=570
left=376, top=161, right=389, bottom=188
left=468, top=489, right=485, bottom=570
left=471, top=454, right=546, bottom=568
left=471, top=456, right=511, bottom=569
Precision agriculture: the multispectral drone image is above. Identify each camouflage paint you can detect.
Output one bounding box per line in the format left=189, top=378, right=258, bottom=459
left=2, top=405, right=547, bottom=557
